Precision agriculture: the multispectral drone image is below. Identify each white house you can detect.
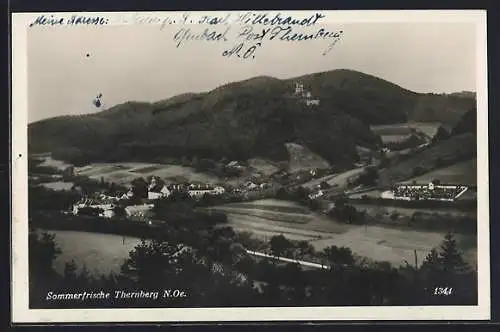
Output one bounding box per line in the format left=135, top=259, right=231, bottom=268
left=245, top=181, right=258, bottom=190
left=227, top=161, right=243, bottom=169
left=211, top=186, right=225, bottom=195
left=305, top=99, right=320, bottom=106
left=125, top=204, right=154, bottom=217
left=308, top=190, right=324, bottom=200
left=72, top=197, right=116, bottom=218
left=122, top=188, right=134, bottom=199
left=148, top=184, right=171, bottom=200
left=148, top=191, right=163, bottom=200
left=188, top=184, right=215, bottom=198
left=100, top=209, right=115, bottom=218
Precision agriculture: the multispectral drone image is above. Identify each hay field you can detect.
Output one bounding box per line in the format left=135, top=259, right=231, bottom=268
left=401, top=159, right=477, bottom=186
left=37, top=156, right=73, bottom=170
left=371, top=122, right=441, bottom=137
left=39, top=181, right=74, bottom=191
left=285, top=142, right=331, bottom=173
left=302, top=167, right=366, bottom=190
left=214, top=199, right=464, bottom=267
left=248, top=158, right=279, bottom=176
left=75, top=162, right=220, bottom=185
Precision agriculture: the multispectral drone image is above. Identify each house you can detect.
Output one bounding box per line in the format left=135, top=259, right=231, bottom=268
left=125, top=188, right=134, bottom=198
left=167, top=184, right=185, bottom=191
left=308, top=190, right=324, bottom=200
left=211, top=185, right=225, bottom=195
left=148, top=184, right=171, bottom=200
left=227, top=161, right=243, bottom=170
left=188, top=184, right=215, bottom=198
left=245, top=181, right=258, bottom=190
left=100, top=209, right=115, bottom=218
left=381, top=148, right=391, bottom=154
left=305, top=99, right=320, bottom=106
left=125, top=204, right=154, bottom=218
left=72, top=197, right=116, bottom=218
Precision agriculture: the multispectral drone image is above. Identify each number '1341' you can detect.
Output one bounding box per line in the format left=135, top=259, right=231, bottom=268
left=434, top=287, right=453, bottom=296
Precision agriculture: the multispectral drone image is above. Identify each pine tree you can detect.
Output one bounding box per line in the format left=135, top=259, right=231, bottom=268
left=439, top=232, right=468, bottom=274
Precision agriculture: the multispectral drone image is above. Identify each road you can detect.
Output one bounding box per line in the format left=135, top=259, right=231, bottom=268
left=245, top=249, right=328, bottom=269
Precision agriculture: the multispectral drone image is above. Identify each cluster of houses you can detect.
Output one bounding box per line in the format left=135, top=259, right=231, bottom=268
left=294, top=81, right=320, bottom=107
left=146, top=177, right=226, bottom=200
left=72, top=177, right=228, bottom=219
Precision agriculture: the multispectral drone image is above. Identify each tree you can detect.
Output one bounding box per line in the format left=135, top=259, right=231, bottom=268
left=146, top=175, right=165, bottom=188
left=296, top=240, right=315, bottom=260
left=321, top=245, right=355, bottom=269
left=319, top=181, right=330, bottom=189
left=78, top=206, right=104, bottom=217
left=120, top=239, right=188, bottom=287
left=29, top=230, right=62, bottom=307
left=334, top=195, right=348, bottom=209
left=354, top=167, right=379, bottom=186
left=131, top=177, right=149, bottom=199
left=269, top=235, right=292, bottom=258
left=439, top=232, right=468, bottom=274
left=295, top=186, right=309, bottom=201
left=113, top=205, right=126, bottom=218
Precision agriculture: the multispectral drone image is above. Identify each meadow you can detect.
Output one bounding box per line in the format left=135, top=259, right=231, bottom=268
left=400, top=159, right=477, bottom=186
left=74, top=162, right=220, bottom=186
left=212, top=199, right=470, bottom=267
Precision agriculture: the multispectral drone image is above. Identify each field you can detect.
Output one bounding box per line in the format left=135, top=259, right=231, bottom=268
left=46, top=230, right=141, bottom=276
left=285, top=142, right=331, bottom=173
left=371, top=122, right=442, bottom=138
left=248, top=158, right=279, bottom=176
left=36, top=156, right=73, bottom=171
left=44, top=195, right=477, bottom=274
left=302, top=167, right=366, bottom=190
left=400, top=159, right=477, bottom=186
left=350, top=203, right=476, bottom=218
left=39, top=181, right=75, bottom=191
left=377, top=134, right=476, bottom=186
left=75, top=162, right=221, bottom=186
left=380, top=134, right=411, bottom=144
left=213, top=199, right=475, bottom=267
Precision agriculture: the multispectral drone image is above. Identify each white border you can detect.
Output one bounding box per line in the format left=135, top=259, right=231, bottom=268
left=11, top=10, right=490, bottom=323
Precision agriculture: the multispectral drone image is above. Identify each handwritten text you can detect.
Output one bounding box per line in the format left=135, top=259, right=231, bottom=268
left=29, top=14, right=109, bottom=27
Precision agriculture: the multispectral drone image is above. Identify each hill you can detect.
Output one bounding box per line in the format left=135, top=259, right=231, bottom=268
left=28, top=69, right=476, bottom=167
left=451, top=108, right=477, bottom=137
left=378, top=133, right=476, bottom=187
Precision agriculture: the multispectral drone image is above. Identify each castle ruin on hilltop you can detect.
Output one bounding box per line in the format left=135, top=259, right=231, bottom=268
left=294, top=81, right=320, bottom=107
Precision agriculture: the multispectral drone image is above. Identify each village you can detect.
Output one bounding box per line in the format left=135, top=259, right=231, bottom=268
left=28, top=79, right=475, bottom=230
left=69, top=164, right=333, bottom=221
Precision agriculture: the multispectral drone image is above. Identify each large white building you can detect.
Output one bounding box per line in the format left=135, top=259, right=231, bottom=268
left=187, top=184, right=225, bottom=198
left=72, top=197, right=116, bottom=218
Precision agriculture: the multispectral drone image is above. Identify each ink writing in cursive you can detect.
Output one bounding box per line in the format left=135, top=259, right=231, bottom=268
left=173, top=27, right=230, bottom=48
left=29, top=14, right=109, bottom=27
left=222, top=42, right=262, bottom=59
left=236, top=25, right=343, bottom=55
left=235, top=12, right=325, bottom=27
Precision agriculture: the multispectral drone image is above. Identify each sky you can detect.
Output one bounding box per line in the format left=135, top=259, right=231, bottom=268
left=27, top=20, right=477, bottom=123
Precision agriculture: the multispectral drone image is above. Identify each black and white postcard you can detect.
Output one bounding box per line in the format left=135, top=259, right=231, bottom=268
left=11, top=10, right=490, bottom=323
